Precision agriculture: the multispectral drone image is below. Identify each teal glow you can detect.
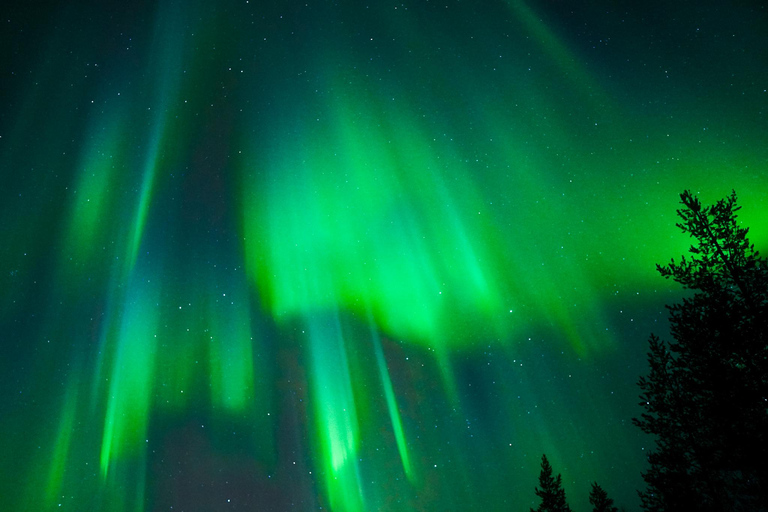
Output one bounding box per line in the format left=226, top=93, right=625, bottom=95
left=307, top=313, right=365, bottom=512
left=100, top=275, right=161, bottom=478
left=126, top=1, right=186, bottom=269
left=64, top=114, right=125, bottom=266
left=45, top=374, right=80, bottom=507
left=205, top=277, right=256, bottom=413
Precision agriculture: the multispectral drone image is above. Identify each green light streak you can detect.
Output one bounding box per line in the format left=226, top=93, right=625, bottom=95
left=65, top=116, right=124, bottom=265
left=100, top=276, right=160, bottom=479
left=45, top=375, right=79, bottom=507
left=503, top=0, right=610, bottom=111
left=206, top=283, right=255, bottom=413
left=369, top=318, right=413, bottom=482
left=307, top=312, right=365, bottom=512
left=127, top=0, right=185, bottom=270
left=127, top=123, right=164, bottom=270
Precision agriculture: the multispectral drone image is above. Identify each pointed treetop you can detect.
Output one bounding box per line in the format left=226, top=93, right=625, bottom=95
left=589, top=481, right=618, bottom=512
left=531, top=454, right=572, bottom=512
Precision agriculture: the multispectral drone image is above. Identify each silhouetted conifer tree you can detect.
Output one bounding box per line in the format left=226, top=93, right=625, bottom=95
left=589, top=482, right=618, bottom=512
left=634, top=190, right=768, bottom=511
left=531, top=454, right=572, bottom=512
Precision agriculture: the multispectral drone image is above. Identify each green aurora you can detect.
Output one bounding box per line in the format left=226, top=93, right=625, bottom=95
left=1, top=1, right=766, bottom=511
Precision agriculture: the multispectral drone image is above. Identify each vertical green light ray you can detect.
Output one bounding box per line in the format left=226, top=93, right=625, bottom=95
left=127, top=122, right=165, bottom=270
left=97, top=455, right=148, bottom=512
left=485, top=142, right=622, bottom=354
left=89, top=260, right=139, bottom=417
left=127, top=0, right=186, bottom=270
left=63, top=114, right=126, bottom=266
left=307, top=311, right=365, bottom=512
left=100, top=274, right=160, bottom=479
left=44, top=373, right=80, bottom=508
left=368, top=316, right=413, bottom=483
left=206, top=280, right=256, bottom=413
left=502, top=0, right=614, bottom=114
left=375, top=108, right=507, bottom=323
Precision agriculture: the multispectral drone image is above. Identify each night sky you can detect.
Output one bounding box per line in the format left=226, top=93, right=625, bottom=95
left=1, top=1, right=767, bottom=511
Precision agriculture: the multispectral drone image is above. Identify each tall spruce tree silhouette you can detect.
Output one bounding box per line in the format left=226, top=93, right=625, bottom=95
left=634, top=190, right=768, bottom=511
left=531, top=454, right=572, bottom=512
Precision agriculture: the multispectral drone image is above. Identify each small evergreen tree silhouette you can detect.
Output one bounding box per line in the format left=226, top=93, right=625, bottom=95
left=531, top=454, right=571, bottom=512
left=589, top=481, right=618, bottom=512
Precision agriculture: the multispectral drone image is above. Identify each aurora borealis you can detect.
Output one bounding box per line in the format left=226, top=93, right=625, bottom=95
left=1, top=1, right=767, bottom=510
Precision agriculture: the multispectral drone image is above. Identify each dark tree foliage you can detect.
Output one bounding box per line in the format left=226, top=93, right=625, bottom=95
left=634, top=190, right=768, bottom=512
left=531, top=454, right=572, bottom=512
left=589, top=482, right=618, bottom=512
